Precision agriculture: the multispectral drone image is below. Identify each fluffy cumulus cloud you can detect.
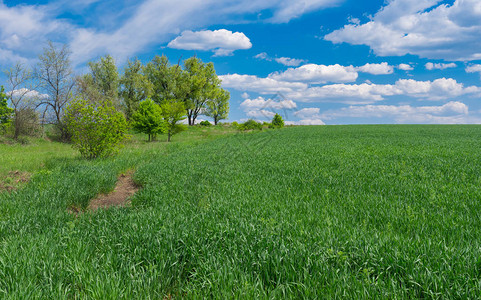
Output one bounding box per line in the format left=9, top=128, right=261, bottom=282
left=240, top=97, right=297, bottom=111
left=167, top=29, right=252, bottom=56
left=425, top=62, right=457, bottom=70
left=219, top=74, right=307, bottom=94
left=398, top=63, right=414, bottom=71
left=466, top=64, right=481, bottom=78
left=356, top=62, right=394, bottom=75
left=325, top=0, right=481, bottom=61
left=321, top=101, right=474, bottom=124
left=269, top=64, right=359, bottom=84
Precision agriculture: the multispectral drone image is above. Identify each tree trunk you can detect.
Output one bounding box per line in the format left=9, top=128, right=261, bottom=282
left=167, top=131, right=171, bottom=142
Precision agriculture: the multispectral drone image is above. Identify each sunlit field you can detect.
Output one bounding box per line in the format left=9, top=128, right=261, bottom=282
left=1, top=125, right=481, bottom=298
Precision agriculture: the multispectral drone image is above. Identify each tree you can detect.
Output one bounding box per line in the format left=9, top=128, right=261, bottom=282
left=131, top=99, right=165, bottom=142
left=0, top=86, right=13, bottom=134
left=183, top=57, right=221, bottom=126
left=4, top=63, right=40, bottom=139
left=36, top=41, right=75, bottom=140
left=206, top=88, right=230, bottom=125
left=270, top=113, right=284, bottom=128
left=87, top=55, right=120, bottom=108
left=144, top=55, right=177, bottom=105
left=120, top=58, right=153, bottom=120
left=64, top=97, right=128, bottom=159
left=160, top=100, right=186, bottom=142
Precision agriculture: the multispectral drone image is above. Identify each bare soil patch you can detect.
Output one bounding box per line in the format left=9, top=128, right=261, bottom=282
left=88, top=171, right=139, bottom=211
left=0, top=171, right=31, bottom=192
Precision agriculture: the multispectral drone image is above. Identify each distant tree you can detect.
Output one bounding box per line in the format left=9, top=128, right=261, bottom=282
left=64, top=97, right=128, bottom=159
left=0, top=86, right=13, bottom=134
left=120, top=58, right=153, bottom=120
left=87, top=55, right=120, bottom=108
left=270, top=113, right=284, bottom=129
left=238, top=119, right=263, bottom=131
left=144, top=55, right=177, bottom=104
left=206, top=88, right=230, bottom=125
left=4, top=62, right=40, bottom=139
left=36, top=41, right=75, bottom=140
left=131, top=99, right=165, bottom=142
left=183, top=57, right=221, bottom=126
left=160, top=100, right=186, bottom=142
left=199, top=120, right=212, bottom=126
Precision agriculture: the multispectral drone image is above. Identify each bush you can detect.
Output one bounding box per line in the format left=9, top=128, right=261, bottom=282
left=199, top=120, right=212, bottom=126
left=131, top=99, right=165, bottom=142
left=64, top=98, right=129, bottom=159
left=231, top=121, right=239, bottom=128
left=238, top=119, right=263, bottom=131
left=269, top=113, right=284, bottom=129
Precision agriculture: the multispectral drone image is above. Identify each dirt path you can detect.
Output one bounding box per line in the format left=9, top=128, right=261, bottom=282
left=88, top=171, right=139, bottom=211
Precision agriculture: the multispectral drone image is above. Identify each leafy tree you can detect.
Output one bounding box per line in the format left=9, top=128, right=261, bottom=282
left=0, top=86, right=13, bottom=133
left=160, top=100, right=186, bottom=142
left=199, top=120, right=211, bottom=126
left=144, top=55, right=177, bottom=104
left=183, top=57, right=221, bottom=126
left=270, top=113, right=284, bottom=128
left=206, top=88, right=230, bottom=125
left=131, top=99, right=165, bottom=142
left=120, top=58, right=153, bottom=120
left=36, top=41, right=75, bottom=140
left=64, top=97, right=128, bottom=159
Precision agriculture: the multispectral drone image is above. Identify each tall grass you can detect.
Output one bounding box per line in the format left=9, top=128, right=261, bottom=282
left=1, top=125, right=481, bottom=298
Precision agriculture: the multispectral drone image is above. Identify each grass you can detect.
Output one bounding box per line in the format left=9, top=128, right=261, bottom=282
left=1, top=125, right=481, bottom=298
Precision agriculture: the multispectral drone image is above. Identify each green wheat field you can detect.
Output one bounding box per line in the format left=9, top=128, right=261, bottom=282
left=1, top=125, right=481, bottom=298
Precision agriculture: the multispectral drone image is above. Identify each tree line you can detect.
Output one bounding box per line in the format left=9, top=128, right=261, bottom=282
left=0, top=42, right=230, bottom=150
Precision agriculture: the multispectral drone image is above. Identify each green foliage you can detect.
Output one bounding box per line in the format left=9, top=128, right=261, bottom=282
left=64, top=97, right=128, bottom=158
left=270, top=113, right=285, bottom=128
left=199, top=120, right=212, bottom=126
left=120, top=58, right=153, bottom=120
left=0, top=86, right=13, bottom=133
left=144, top=55, right=178, bottom=105
left=131, top=99, right=165, bottom=142
left=160, top=100, right=187, bottom=142
left=231, top=121, right=239, bottom=128
left=238, top=119, right=263, bottom=131
left=205, top=88, right=230, bottom=125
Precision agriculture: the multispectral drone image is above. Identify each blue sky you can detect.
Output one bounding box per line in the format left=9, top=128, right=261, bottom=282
left=1, top=0, right=481, bottom=124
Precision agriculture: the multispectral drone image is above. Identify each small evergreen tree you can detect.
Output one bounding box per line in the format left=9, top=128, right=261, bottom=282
left=131, top=99, right=165, bottom=142
left=270, top=113, right=284, bottom=129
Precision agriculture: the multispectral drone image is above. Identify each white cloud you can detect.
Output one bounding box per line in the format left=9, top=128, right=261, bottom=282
left=274, top=57, right=307, bottom=67
left=425, top=62, right=457, bottom=70
left=466, top=64, right=481, bottom=78
left=241, top=92, right=250, bottom=99
left=246, top=110, right=276, bottom=118
left=325, top=0, right=481, bottom=61
left=219, top=74, right=307, bottom=94
left=320, top=101, right=473, bottom=124
left=240, top=97, right=297, bottom=111
left=298, top=119, right=326, bottom=125
left=356, top=62, right=394, bottom=75
left=268, top=64, right=358, bottom=84
left=398, top=63, right=414, bottom=71
left=167, top=29, right=252, bottom=56
left=254, top=52, right=269, bottom=60
left=294, top=107, right=321, bottom=119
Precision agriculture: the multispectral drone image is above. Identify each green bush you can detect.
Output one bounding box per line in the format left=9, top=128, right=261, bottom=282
left=238, top=119, right=263, bottom=131
left=64, top=98, right=129, bottom=159
left=269, top=113, right=284, bottom=129
left=199, top=120, right=212, bottom=126
left=131, top=99, right=165, bottom=142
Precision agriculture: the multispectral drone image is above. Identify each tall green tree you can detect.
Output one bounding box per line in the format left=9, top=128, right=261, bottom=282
left=183, top=57, right=221, bottom=126
left=206, top=88, right=230, bottom=125
left=0, top=86, right=13, bottom=133
left=82, top=55, right=120, bottom=108
left=120, top=58, right=153, bottom=120
left=131, top=99, right=165, bottom=142
left=144, top=55, right=177, bottom=105
left=270, top=113, right=284, bottom=128
left=160, top=100, right=186, bottom=142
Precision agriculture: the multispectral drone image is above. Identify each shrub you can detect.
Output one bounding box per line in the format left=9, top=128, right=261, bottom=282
left=238, top=119, right=263, bottom=131
left=231, top=121, right=239, bottom=128
left=199, top=120, right=212, bottom=126
left=270, top=113, right=284, bottom=129
left=131, top=99, right=165, bottom=142
left=64, top=97, right=129, bottom=159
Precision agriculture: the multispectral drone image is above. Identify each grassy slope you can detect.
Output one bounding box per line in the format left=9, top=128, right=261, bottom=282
left=1, top=125, right=481, bottom=298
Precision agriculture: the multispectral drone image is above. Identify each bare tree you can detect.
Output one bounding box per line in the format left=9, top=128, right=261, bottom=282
left=4, top=62, right=41, bottom=139
left=36, top=41, right=75, bottom=140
